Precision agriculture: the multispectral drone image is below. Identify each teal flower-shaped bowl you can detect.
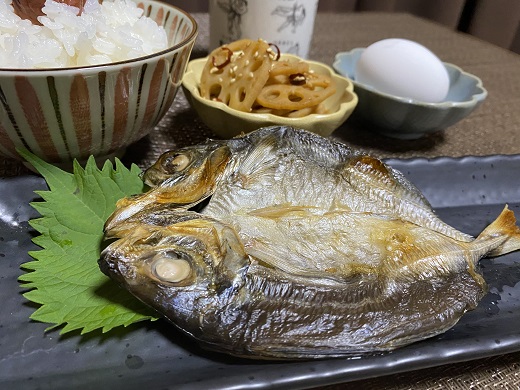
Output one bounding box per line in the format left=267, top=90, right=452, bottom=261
left=333, top=48, right=487, bottom=139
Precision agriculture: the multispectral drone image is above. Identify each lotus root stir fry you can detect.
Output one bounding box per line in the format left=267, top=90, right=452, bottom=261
left=200, top=39, right=336, bottom=117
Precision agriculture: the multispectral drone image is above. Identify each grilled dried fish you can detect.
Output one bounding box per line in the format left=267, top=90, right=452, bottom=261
left=99, top=126, right=520, bottom=359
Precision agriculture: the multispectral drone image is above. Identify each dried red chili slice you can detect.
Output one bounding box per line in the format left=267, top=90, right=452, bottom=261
left=267, top=43, right=281, bottom=61
left=211, top=47, right=233, bottom=69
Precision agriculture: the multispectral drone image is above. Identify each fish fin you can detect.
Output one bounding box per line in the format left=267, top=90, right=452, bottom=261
left=214, top=226, right=251, bottom=289
left=237, top=133, right=280, bottom=182
left=238, top=208, right=324, bottom=277
left=344, top=156, right=473, bottom=242
left=347, top=156, right=431, bottom=208
left=480, top=205, right=520, bottom=257
left=246, top=244, right=343, bottom=283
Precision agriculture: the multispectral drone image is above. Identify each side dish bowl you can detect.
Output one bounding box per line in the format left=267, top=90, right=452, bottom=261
left=0, top=1, right=197, bottom=165
left=181, top=54, right=358, bottom=138
left=333, top=48, right=487, bottom=139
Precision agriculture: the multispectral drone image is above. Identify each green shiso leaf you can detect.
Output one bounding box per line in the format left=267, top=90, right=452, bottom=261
left=17, top=149, right=157, bottom=334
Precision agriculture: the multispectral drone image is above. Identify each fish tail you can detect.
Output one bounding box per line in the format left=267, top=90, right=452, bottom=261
left=479, top=205, right=520, bottom=257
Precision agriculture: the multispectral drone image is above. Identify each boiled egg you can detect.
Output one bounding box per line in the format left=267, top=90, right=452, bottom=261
left=355, top=38, right=450, bottom=103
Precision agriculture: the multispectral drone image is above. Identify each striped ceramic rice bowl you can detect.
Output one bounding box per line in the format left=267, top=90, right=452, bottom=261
left=0, top=0, right=197, bottom=164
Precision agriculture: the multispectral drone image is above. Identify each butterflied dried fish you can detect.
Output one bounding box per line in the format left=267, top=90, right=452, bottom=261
left=99, top=126, right=520, bottom=359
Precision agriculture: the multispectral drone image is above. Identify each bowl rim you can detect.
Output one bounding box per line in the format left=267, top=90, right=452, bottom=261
left=0, top=0, right=198, bottom=73
left=182, top=54, right=358, bottom=124
left=332, top=48, right=487, bottom=108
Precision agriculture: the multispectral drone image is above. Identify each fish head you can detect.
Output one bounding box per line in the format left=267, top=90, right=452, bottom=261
left=104, top=141, right=232, bottom=232
left=100, top=211, right=249, bottom=329
left=142, top=141, right=231, bottom=190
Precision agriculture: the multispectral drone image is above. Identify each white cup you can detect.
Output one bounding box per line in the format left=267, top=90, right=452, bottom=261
left=209, top=0, right=319, bottom=59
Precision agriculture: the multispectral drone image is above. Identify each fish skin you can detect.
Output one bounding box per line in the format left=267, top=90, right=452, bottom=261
left=100, top=126, right=520, bottom=359
left=138, top=126, right=472, bottom=241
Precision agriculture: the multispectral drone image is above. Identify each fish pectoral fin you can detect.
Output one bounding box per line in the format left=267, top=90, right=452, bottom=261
left=236, top=133, right=280, bottom=183
left=246, top=242, right=349, bottom=283
left=246, top=240, right=312, bottom=273
left=480, top=205, right=520, bottom=257
left=220, top=226, right=250, bottom=269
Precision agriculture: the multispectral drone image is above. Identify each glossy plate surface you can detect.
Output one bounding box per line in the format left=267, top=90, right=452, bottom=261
left=1, top=155, right=520, bottom=389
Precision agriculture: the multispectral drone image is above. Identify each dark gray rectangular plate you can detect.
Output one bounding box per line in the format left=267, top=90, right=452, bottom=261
left=1, top=155, right=520, bottom=390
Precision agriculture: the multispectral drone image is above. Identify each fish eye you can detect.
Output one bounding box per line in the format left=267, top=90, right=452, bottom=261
left=164, top=153, right=190, bottom=172
left=151, top=253, right=192, bottom=284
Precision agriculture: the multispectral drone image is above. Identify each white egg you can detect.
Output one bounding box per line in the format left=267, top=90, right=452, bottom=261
left=355, top=38, right=450, bottom=103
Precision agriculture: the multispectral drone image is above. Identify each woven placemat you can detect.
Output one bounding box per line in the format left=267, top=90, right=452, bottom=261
left=318, top=352, right=520, bottom=389
left=2, top=12, right=520, bottom=176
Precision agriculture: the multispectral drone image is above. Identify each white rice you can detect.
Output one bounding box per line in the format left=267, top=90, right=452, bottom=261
left=0, top=0, right=169, bottom=68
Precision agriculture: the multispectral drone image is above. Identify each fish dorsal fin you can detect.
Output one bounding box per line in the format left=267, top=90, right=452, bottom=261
left=347, top=156, right=431, bottom=208
left=344, top=156, right=473, bottom=242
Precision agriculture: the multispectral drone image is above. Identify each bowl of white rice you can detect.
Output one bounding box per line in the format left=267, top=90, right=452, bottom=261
left=0, top=0, right=197, bottom=165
